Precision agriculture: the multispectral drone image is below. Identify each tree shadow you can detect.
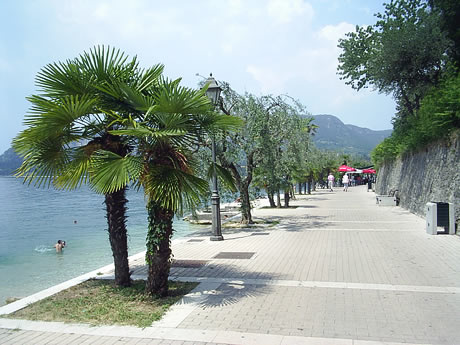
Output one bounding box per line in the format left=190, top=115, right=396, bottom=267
left=271, top=215, right=330, bottom=232
left=199, top=282, right=270, bottom=309
left=171, top=262, right=278, bottom=308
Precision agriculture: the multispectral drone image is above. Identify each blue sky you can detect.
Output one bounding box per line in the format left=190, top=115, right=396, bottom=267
left=0, top=0, right=396, bottom=154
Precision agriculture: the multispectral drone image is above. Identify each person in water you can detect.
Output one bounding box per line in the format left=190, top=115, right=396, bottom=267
left=54, top=240, right=66, bottom=252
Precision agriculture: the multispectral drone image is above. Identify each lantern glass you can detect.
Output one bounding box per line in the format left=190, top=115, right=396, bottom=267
left=204, top=74, right=221, bottom=106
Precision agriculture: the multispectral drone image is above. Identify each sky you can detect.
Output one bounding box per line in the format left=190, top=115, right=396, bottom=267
left=0, top=0, right=397, bottom=154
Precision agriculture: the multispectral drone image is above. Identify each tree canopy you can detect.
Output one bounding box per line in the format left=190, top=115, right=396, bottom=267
left=338, top=0, right=452, bottom=116
left=337, top=0, right=460, bottom=167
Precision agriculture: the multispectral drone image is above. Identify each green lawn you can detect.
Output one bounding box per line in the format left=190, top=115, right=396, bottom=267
left=7, top=279, right=197, bottom=328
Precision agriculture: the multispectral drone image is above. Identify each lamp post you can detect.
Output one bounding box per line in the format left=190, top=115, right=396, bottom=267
left=204, top=74, right=223, bottom=241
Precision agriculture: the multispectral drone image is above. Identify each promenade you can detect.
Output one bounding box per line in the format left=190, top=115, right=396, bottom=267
left=1, top=185, right=460, bottom=344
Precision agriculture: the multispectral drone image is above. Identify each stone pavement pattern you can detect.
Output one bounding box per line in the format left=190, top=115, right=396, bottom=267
left=0, top=328, right=229, bottom=345
left=1, top=185, right=460, bottom=344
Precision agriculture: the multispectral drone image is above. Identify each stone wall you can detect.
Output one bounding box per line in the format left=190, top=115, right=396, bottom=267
left=376, top=131, right=459, bottom=229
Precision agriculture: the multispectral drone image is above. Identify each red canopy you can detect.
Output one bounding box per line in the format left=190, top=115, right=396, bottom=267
left=338, top=165, right=356, bottom=172
left=362, top=168, right=376, bottom=174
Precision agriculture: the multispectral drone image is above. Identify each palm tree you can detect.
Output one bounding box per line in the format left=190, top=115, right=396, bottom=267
left=98, top=78, right=241, bottom=296
left=13, top=46, right=163, bottom=287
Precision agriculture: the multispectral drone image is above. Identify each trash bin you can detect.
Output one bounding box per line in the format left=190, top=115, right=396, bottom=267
left=426, top=202, right=455, bottom=235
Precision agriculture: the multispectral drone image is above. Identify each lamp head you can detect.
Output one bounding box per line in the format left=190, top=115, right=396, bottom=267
left=204, top=73, right=222, bottom=106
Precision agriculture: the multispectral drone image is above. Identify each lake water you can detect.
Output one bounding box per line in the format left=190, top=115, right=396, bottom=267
left=0, top=176, right=206, bottom=306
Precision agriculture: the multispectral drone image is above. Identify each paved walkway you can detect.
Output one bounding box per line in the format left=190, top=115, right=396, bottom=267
left=1, top=185, right=460, bottom=344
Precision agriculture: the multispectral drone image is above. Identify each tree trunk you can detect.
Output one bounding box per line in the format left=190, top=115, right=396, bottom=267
left=145, top=201, right=174, bottom=297
left=303, top=182, right=307, bottom=193
left=307, top=179, right=312, bottom=194
left=276, top=191, right=281, bottom=208
left=312, top=180, right=316, bottom=191
left=284, top=191, right=290, bottom=207
left=218, top=151, right=254, bottom=223
left=105, top=188, right=131, bottom=287
left=268, top=191, right=276, bottom=207
left=298, top=182, right=302, bottom=195
left=240, top=181, right=253, bottom=224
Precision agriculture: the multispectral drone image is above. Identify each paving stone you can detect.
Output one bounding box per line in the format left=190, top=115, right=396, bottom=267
left=2, top=186, right=460, bottom=344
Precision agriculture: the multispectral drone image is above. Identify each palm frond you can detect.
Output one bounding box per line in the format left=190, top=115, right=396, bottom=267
left=136, top=64, right=164, bottom=92
left=207, top=162, right=238, bottom=193
left=153, top=79, right=212, bottom=115
left=89, top=150, right=143, bottom=194
left=35, top=60, right=91, bottom=97
left=109, top=126, right=186, bottom=140
left=78, top=45, right=135, bottom=82
left=143, top=165, right=209, bottom=215
left=25, top=94, right=98, bottom=137
left=53, top=146, right=93, bottom=190
left=203, top=113, right=244, bottom=132
left=13, top=135, right=70, bottom=188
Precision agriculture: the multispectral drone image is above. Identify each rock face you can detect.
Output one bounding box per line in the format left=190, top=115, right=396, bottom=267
left=311, top=114, right=392, bottom=157
left=376, top=131, right=460, bottom=229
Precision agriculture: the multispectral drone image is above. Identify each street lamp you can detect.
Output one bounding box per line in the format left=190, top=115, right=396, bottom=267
left=204, top=74, right=223, bottom=241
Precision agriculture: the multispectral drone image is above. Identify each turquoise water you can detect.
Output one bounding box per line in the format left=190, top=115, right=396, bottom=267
left=0, top=177, right=205, bottom=306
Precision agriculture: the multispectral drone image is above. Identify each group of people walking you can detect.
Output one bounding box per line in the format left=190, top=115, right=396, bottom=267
left=327, top=173, right=351, bottom=192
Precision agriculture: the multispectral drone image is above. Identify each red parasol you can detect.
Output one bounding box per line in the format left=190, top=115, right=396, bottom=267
left=338, top=165, right=356, bottom=172
left=362, top=168, right=376, bottom=174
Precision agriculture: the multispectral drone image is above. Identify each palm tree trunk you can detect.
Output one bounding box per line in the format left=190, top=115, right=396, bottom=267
left=105, top=188, right=131, bottom=287
left=145, top=200, right=174, bottom=297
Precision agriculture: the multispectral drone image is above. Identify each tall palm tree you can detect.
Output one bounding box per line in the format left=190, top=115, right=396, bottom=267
left=93, top=78, right=241, bottom=296
left=13, top=46, right=163, bottom=287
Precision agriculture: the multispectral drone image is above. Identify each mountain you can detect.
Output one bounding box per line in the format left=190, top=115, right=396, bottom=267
left=0, top=148, right=22, bottom=175
left=0, top=115, right=390, bottom=174
left=311, top=114, right=392, bottom=157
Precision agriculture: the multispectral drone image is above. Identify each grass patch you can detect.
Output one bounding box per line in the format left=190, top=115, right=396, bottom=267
left=7, top=279, right=197, bottom=328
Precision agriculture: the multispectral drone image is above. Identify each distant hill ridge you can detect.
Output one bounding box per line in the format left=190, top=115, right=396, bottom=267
left=0, top=148, right=22, bottom=175
left=0, top=115, right=391, bottom=174
left=311, top=114, right=392, bottom=157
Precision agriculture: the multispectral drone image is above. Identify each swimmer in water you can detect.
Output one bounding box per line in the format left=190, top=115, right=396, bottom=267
left=54, top=240, right=65, bottom=252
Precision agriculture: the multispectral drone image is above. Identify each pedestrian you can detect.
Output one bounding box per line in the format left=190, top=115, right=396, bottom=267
left=327, top=173, right=335, bottom=192
left=342, top=173, right=349, bottom=192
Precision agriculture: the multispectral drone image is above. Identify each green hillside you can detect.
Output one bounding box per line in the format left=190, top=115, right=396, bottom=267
left=0, top=148, right=22, bottom=175
left=311, top=114, right=392, bottom=157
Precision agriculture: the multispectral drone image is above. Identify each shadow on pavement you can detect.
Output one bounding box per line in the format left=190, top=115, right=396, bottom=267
left=199, top=282, right=270, bottom=309
left=171, top=262, right=279, bottom=308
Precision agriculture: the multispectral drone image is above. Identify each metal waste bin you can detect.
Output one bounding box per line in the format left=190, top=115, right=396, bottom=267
left=426, top=202, right=455, bottom=235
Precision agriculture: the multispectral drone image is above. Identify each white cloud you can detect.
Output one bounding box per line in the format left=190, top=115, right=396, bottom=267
left=93, top=3, right=110, bottom=19
left=317, top=22, right=355, bottom=42
left=0, top=0, right=396, bottom=154
left=50, top=0, right=190, bottom=42
left=227, top=0, right=243, bottom=15
left=244, top=20, right=366, bottom=113
left=246, top=64, right=288, bottom=94
left=267, top=0, right=314, bottom=24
